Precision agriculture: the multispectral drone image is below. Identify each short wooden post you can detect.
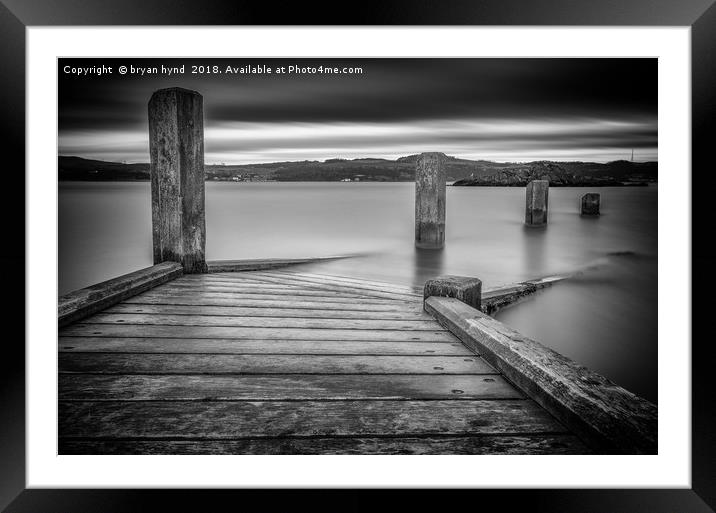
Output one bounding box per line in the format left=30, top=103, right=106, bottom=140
left=581, top=192, right=600, bottom=216
left=424, top=275, right=482, bottom=311
left=148, top=87, right=207, bottom=273
left=525, top=180, right=549, bottom=226
left=415, top=152, right=446, bottom=248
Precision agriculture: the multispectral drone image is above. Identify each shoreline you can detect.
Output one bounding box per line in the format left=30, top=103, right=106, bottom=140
left=58, top=179, right=658, bottom=186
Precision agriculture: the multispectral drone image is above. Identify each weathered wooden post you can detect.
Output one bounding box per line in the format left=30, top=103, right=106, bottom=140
left=424, top=275, right=482, bottom=311
left=415, top=152, right=446, bottom=248
left=525, top=180, right=549, bottom=226
left=581, top=192, right=601, bottom=216
left=148, top=87, right=207, bottom=273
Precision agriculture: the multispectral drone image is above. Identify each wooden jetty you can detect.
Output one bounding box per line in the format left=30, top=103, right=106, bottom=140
left=58, top=264, right=596, bottom=455
left=57, top=87, right=656, bottom=455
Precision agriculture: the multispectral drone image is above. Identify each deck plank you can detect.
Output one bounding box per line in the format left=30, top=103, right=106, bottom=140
left=127, top=290, right=417, bottom=305
left=192, top=271, right=421, bottom=297
left=59, top=399, right=558, bottom=438
left=274, top=270, right=422, bottom=294
left=122, top=294, right=423, bottom=310
left=59, top=435, right=591, bottom=455
left=59, top=324, right=457, bottom=342
left=148, top=283, right=379, bottom=299
left=82, top=312, right=443, bottom=331
left=58, top=338, right=473, bottom=355
left=106, top=303, right=430, bottom=320
left=240, top=271, right=420, bottom=300
left=157, top=279, right=348, bottom=291
left=58, top=374, right=521, bottom=401
left=58, top=354, right=493, bottom=375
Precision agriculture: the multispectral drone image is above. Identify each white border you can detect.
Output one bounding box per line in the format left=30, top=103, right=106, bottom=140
left=27, top=27, right=691, bottom=488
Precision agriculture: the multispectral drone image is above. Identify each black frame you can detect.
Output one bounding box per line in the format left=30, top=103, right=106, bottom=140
left=3, top=1, right=713, bottom=511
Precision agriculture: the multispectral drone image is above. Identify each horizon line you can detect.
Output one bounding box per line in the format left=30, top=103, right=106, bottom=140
left=58, top=154, right=659, bottom=166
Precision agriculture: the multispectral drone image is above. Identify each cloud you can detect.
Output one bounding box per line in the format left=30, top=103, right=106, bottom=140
left=58, top=58, right=657, bottom=163
left=59, top=115, right=657, bottom=164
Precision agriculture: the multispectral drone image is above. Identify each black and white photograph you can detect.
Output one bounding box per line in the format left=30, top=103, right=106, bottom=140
left=56, top=57, right=659, bottom=456
left=0, top=0, right=712, bottom=506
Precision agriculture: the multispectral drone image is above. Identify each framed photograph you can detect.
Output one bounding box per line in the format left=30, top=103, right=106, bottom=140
left=5, top=0, right=714, bottom=511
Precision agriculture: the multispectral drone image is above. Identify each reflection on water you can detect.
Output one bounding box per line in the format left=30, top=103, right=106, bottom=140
left=413, top=248, right=445, bottom=287
left=522, top=225, right=547, bottom=277
left=59, top=181, right=657, bottom=402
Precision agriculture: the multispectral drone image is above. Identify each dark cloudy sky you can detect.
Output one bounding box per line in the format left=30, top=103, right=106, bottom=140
left=58, top=58, right=657, bottom=164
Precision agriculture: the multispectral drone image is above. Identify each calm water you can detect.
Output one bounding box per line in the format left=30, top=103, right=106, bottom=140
left=59, top=181, right=657, bottom=402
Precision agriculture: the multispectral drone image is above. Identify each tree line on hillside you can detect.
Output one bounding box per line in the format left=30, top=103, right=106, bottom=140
left=58, top=155, right=657, bottom=184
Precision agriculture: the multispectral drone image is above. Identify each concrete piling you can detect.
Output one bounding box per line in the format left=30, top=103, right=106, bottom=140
left=148, top=87, right=208, bottom=273
left=581, top=192, right=601, bottom=216
left=415, top=152, right=447, bottom=248
left=525, top=180, right=549, bottom=226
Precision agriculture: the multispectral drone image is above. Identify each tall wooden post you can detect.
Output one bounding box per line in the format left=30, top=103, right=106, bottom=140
left=525, top=180, right=549, bottom=226
left=148, top=87, right=207, bottom=273
left=415, top=152, right=446, bottom=248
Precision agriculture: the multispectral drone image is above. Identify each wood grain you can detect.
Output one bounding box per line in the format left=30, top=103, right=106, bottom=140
left=59, top=374, right=521, bottom=401
left=123, top=294, right=422, bottom=311
left=58, top=353, right=494, bottom=375
left=59, top=323, right=457, bottom=342
left=148, top=88, right=206, bottom=273
left=247, top=271, right=421, bottom=299
left=150, top=283, right=376, bottom=299
left=275, top=270, right=421, bottom=294
left=58, top=337, right=472, bottom=355
left=105, top=303, right=429, bottom=320
left=58, top=399, right=559, bottom=438
left=253, top=273, right=421, bottom=300
left=82, top=312, right=443, bottom=331
left=59, top=435, right=591, bottom=455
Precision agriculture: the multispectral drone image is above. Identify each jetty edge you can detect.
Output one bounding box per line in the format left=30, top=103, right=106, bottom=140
left=481, top=274, right=571, bottom=315
left=58, top=262, right=183, bottom=328
left=423, top=276, right=657, bottom=454
left=58, top=255, right=353, bottom=327
left=59, top=259, right=566, bottom=328
left=206, top=255, right=354, bottom=273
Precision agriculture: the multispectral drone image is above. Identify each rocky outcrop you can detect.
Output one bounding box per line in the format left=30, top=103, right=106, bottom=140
left=453, top=161, right=625, bottom=187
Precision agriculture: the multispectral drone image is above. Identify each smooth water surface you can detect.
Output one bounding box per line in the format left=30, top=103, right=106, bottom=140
left=59, top=181, right=657, bottom=402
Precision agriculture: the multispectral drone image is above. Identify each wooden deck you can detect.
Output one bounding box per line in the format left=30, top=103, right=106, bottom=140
left=58, top=269, right=591, bottom=454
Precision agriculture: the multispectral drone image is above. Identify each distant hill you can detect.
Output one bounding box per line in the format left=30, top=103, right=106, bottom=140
left=452, top=160, right=657, bottom=187
left=58, top=155, right=657, bottom=185
left=58, top=156, right=150, bottom=181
